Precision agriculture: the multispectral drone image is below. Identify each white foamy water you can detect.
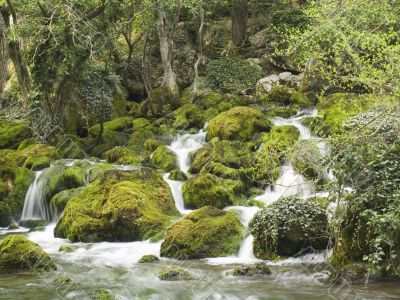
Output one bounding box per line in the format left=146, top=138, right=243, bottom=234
left=163, top=173, right=192, bottom=215
left=20, top=170, right=48, bottom=221
left=28, top=224, right=162, bottom=268
left=168, top=130, right=207, bottom=173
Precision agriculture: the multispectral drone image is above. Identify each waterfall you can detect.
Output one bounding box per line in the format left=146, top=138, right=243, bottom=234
left=167, top=129, right=207, bottom=174
left=164, top=128, right=207, bottom=214
left=20, top=170, right=50, bottom=221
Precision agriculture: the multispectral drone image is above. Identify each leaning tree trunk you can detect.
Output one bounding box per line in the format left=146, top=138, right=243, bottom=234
left=232, top=0, right=248, bottom=47
left=156, top=0, right=180, bottom=114
left=0, top=13, right=8, bottom=103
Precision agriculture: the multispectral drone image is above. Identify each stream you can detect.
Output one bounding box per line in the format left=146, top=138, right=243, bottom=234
left=1, top=111, right=400, bottom=299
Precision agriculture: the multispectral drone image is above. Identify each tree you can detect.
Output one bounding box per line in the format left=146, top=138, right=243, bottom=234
left=232, top=0, right=248, bottom=46
left=156, top=0, right=181, bottom=114
left=0, top=7, right=7, bottom=103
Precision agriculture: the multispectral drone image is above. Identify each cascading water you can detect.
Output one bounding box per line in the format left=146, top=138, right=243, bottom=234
left=20, top=170, right=49, bottom=221
left=164, top=128, right=207, bottom=214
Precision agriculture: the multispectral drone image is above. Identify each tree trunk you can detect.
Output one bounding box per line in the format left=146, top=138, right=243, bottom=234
left=156, top=0, right=180, bottom=114
left=0, top=13, right=8, bottom=103
left=232, top=0, right=248, bottom=47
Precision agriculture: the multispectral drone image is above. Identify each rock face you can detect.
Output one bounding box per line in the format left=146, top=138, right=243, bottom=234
left=207, top=107, right=271, bottom=142
left=54, top=169, right=179, bottom=242
left=160, top=206, right=243, bottom=259
left=183, top=173, right=241, bottom=209
left=0, top=235, right=56, bottom=274
left=250, top=196, right=330, bottom=260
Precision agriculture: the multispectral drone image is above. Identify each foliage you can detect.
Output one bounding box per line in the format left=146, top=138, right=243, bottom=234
left=206, top=58, right=263, bottom=93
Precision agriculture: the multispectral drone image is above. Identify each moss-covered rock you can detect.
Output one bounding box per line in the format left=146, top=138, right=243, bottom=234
left=150, top=145, right=178, bottom=172
left=90, top=288, right=115, bottom=300
left=0, top=202, right=12, bottom=227
left=290, top=140, right=325, bottom=180
left=158, top=267, right=192, bottom=281
left=0, top=121, right=32, bottom=149
left=0, top=235, right=56, bottom=274
left=172, top=103, right=206, bottom=130
left=160, top=206, right=243, bottom=259
left=260, top=125, right=300, bottom=157
left=50, top=188, right=80, bottom=216
left=54, top=169, right=179, bottom=242
left=58, top=245, right=79, bottom=253
left=207, top=107, right=271, bottom=142
left=201, top=162, right=240, bottom=180
left=106, top=147, right=140, bottom=165
left=168, top=170, right=188, bottom=181
left=315, top=93, right=383, bottom=136
left=128, top=128, right=155, bottom=155
left=183, top=173, right=241, bottom=209
left=189, top=138, right=240, bottom=174
left=53, top=274, right=73, bottom=285
left=17, top=138, right=37, bottom=150
left=250, top=196, right=330, bottom=260
left=89, top=117, right=135, bottom=136
left=138, top=254, right=159, bottom=263
left=232, top=263, right=272, bottom=277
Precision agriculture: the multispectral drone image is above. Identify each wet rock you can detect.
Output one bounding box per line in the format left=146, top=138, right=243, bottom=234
left=58, top=245, right=79, bottom=253
left=232, top=263, right=272, bottom=276
left=158, top=267, right=192, bottom=281
left=139, top=255, right=159, bottom=263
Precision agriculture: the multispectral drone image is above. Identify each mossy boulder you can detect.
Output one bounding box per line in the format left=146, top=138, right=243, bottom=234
left=54, top=169, right=179, bottom=242
left=90, top=288, right=115, bottom=300
left=0, top=202, right=12, bottom=227
left=168, top=170, right=188, bottom=181
left=207, top=107, right=271, bottom=142
left=189, top=138, right=240, bottom=174
left=260, top=125, right=300, bottom=159
left=58, top=245, right=79, bottom=253
left=106, top=147, right=140, bottom=165
left=315, top=93, right=383, bottom=136
left=0, top=121, right=32, bottom=149
left=158, top=267, right=192, bottom=281
left=150, top=145, right=178, bottom=172
left=138, top=254, right=159, bottom=263
left=89, top=117, right=135, bottom=136
left=201, top=162, right=240, bottom=180
left=172, top=103, right=206, bottom=130
left=160, top=206, right=243, bottom=259
left=250, top=196, right=330, bottom=260
left=0, top=235, right=56, bottom=274
left=50, top=188, right=80, bottom=216
left=183, top=173, right=241, bottom=209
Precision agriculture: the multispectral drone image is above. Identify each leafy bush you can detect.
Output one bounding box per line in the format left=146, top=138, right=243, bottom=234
left=206, top=58, right=263, bottom=94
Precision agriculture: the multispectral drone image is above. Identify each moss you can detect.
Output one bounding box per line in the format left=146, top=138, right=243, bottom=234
left=106, top=147, right=140, bottom=165
left=144, top=139, right=164, bottom=153
left=261, top=125, right=300, bottom=158
left=0, top=202, right=12, bottom=227
left=243, top=199, right=265, bottom=208
left=8, top=167, right=35, bottom=215
left=195, top=91, right=223, bottom=110
left=24, top=156, right=52, bottom=171
left=44, top=166, right=85, bottom=202
left=264, top=106, right=300, bottom=118
left=207, top=107, right=271, bottom=142
left=50, top=189, right=80, bottom=216
left=183, top=173, right=242, bottom=209
left=90, top=288, right=115, bottom=300
left=53, top=275, right=73, bottom=285
left=138, top=254, right=159, bottom=263
left=0, top=235, right=56, bottom=274
left=160, top=206, right=243, bottom=259
left=189, top=139, right=240, bottom=174
left=128, top=129, right=155, bottom=154
left=150, top=145, right=178, bottom=172
left=0, top=121, right=32, bottom=149
left=172, top=103, right=205, bottom=130
left=168, top=170, right=188, bottom=181
left=17, top=138, right=37, bottom=150
left=158, top=267, right=192, bottom=281
left=250, top=196, right=330, bottom=260
left=265, top=86, right=294, bottom=105
left=232, top=263, right=272, bottom=276
left=89, top=117, right=135, bottom=136
left=54, top=169, right=179, bottom=242
left=316, top=93, right=383, bottom=136
left=58, top=245, right=79, bottom=253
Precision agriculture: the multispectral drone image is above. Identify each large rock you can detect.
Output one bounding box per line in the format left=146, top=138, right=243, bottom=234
left=260, top=125, right=300, bottom=159
left=150, top=145, right=178, bottom=172
left=207, top=107, right=271, bottom=142
left=183, top=173, right=241, bottom=209
left=0, top=235, right=56, bottom=274
left=189, top=138, right=240, bottom=174
left=250, top=196, right=330, bottom=259
left=160, top=206, right=243, bottom=259
left=54, top=169, right=179, bottom=242
left=0, top=121, right=32, bottom=149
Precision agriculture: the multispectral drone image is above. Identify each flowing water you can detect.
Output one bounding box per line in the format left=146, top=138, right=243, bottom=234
left=1, top=112, right=399, bottom=299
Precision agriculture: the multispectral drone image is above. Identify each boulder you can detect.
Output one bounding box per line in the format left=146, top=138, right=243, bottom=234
left=160, top=206, right=243, bottom=259
left=151, top=145, right=178, bottom=172
left=183, top=173, right=241, bottom=209
left=0, top=121, right=32, bottom=149
left=54, top=169, right=179, bottom=242
left=138, top=255, right=159, bottom=263
left=0, top=235, right=56, bottom=274
left=250, top=196, right=330, bottom=260
left=232, top=263, right=272, bottom=276
left=207, top=107, right=271, bottom=142
left=158, top=267, right=192, bottom=281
